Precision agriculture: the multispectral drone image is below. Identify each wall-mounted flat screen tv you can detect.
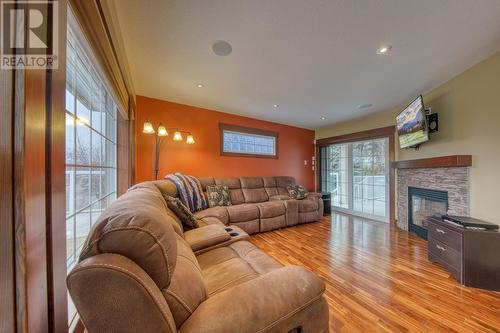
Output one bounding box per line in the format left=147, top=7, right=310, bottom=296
left=396, top=95, right=429, bottom=149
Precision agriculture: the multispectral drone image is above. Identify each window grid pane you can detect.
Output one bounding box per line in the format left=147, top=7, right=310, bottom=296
left=65, top=25, right=118, bottom=273
left=222, top=130, right=276, bottom=156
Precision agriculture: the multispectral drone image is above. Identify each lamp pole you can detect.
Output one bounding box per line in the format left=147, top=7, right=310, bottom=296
left=153, top=135, right=166, bottom=180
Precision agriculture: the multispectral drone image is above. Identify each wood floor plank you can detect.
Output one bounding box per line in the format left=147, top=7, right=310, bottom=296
left=250, top=213, right=500, bottom=333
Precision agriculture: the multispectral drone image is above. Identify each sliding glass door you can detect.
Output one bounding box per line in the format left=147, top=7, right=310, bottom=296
left=320, top=138, right=389, bottom=222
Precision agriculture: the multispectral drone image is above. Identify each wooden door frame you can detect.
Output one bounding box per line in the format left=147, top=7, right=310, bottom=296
left=0, top=1, right=68, bottom=332
left=0, top=46, right=15, bottom=333
left=315, top=126, right=396, bottom=224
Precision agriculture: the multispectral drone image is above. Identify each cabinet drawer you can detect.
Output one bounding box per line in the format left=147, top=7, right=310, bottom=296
left=428, top=221, right=462, bottom=251
left=428, top=238, right=462, bottom=272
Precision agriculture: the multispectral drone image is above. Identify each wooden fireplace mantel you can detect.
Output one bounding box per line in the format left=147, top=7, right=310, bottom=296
left=391, top=155, right=472, bottom=169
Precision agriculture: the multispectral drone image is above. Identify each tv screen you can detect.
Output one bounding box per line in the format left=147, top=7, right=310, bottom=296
left=396, top=95, right=429, bottom=149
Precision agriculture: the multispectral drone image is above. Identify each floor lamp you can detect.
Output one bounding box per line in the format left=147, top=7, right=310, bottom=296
left=142, top=121, right=195, bottom=179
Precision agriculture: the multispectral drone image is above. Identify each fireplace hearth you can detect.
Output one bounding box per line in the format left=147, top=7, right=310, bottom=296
left=408, top=187, right=448, bottom=239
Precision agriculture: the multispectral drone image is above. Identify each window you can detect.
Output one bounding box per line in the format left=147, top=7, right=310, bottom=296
left=65, top=26, right=117, bottom=270
left=220, top=123, right=278, bottom=158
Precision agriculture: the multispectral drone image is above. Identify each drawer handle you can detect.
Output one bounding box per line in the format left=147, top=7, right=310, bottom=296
left=436, top=228, right=446, bottom=234
left=436, top=244, right=446, bottom=251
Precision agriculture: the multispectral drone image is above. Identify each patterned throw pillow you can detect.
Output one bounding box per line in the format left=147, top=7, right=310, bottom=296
left=286, top=185, right=309, bottom=200
left=163, top=195, right=199, bottom=229
left=206, top=185, right=232, bottom=208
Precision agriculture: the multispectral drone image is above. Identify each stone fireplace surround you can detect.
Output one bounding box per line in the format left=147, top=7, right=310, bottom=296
left=394, top=156, right=471, bottom=231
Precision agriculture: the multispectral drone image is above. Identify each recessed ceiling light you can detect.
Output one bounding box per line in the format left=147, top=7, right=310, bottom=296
left=212, top=40, right=233, bottom=56
left=273, top=104, right=279, bottom=108
left=358, top=103, right=373, bottom=109
left=376, top=45, right=392, bottom=55
left=196, top=83, right=204, bottom=88
left=320, top=116, right=326, bottom=120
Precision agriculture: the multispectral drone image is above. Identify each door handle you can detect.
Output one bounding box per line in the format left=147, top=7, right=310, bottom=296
left=436, top=228, right=446, bottom=234
left=436, top=244, right=446, bottom=251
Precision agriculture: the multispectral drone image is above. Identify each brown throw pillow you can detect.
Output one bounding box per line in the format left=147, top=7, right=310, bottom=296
left=206, top=185, right=232, bottom=208
left=163, top=195, right=199, bottom=229
left=286, top=185, right=309, bottom=200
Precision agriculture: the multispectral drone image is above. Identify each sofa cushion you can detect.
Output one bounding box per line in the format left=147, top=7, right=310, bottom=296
left=163, top=235, right=208, bottom=327
left=198, top=177, right=215, bottom=191
left=276, top=176, right=295, bottom=196
left=201, top=257, right=258, bottom=296
left=269, top=195, right=292, bottom=201
left=231, top=220, right=260, bottom=235
left=260, top=215, right=286, bottom=232
left=277, top=187, right=289, bottom=196
left=196, top=241, right=281, bottom=295
left=226, top=204, right=260, bottom=222
left=214, top=178, right=245, bottom=205
left=256, top=201, right=286, bottom=218
left=164, top=195, right=199, bottom=229
left=206, top=185, right=232, bottom=207
left=298, top=198, right=319, bottom=212
left=241, top=188, right=269, bottom=203
left=240, top=177, right=264, bottom=188
left=287, top=185, right=309, bottom=200
left=194, top=207, right=229, bottom=225
left=240, top=177, right=268, bottom=203
left=79, top=186, right=178, bottom=290
left=215, top=177, right=241, bottom=189
left=262, top=177, right=277, bottom=187
left=196, top=216, right=225, bottom=228
left=275, top=176, right=295, bottom=188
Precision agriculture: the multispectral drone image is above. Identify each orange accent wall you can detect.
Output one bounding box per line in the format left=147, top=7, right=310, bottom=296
left=135, top=96, right=316, bottom=190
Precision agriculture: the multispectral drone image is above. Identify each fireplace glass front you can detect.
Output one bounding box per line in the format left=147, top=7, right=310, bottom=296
left=408, top=187, right=448, bottom=239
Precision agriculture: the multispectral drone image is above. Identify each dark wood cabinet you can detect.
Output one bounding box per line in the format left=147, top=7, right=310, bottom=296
left=427, top=217, right=500, bottom=291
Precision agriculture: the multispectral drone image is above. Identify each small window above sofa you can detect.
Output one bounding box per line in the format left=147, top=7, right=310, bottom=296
left=219, top=123, right=278, bottom=158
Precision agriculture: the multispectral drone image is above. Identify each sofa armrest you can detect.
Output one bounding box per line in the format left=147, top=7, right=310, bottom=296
left=179, top=266, right=329, bottom=333
left=193, top=226, right=250, bottom=255
left=184, top=224, right=231, bottom=252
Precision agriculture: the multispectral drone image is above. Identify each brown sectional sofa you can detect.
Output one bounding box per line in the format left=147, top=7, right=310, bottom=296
left=67, top=180, right=329, bottom=332
left=164, top=176, right=324, bottom=234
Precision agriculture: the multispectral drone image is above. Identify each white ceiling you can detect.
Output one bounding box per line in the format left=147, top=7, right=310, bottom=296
left=112, top=0, right=500, bottom=129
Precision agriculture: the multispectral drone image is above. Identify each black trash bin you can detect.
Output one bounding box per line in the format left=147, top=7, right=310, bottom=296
left=321, top=192, right=331, bottom=215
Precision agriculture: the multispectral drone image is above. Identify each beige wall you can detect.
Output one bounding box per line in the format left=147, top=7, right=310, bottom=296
left=316, top=51, right=500, bottom=224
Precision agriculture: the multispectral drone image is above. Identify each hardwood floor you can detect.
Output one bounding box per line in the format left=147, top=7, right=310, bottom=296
left=250, top=213, right=500, bottom=333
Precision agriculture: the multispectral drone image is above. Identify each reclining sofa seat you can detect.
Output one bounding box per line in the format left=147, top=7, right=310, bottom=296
left=67, top=182, right=329, bottom=333
left=170, top=176, right=323, bottom=234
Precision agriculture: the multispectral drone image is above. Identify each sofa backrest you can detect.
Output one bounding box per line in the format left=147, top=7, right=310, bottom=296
left=194, top=176, right=296, bottom=205
left=79, top=185, right=179, bottom=289
left=147, top=176, right=297, bottom=206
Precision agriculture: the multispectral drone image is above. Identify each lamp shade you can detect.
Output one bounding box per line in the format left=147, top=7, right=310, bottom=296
left=157, top=125, right=168, bottom=137
left=186, top=134, right=195, bottom=144
left=142, top=121, right=155, bottom=134
left=173, top=131, right=183, bottom=141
